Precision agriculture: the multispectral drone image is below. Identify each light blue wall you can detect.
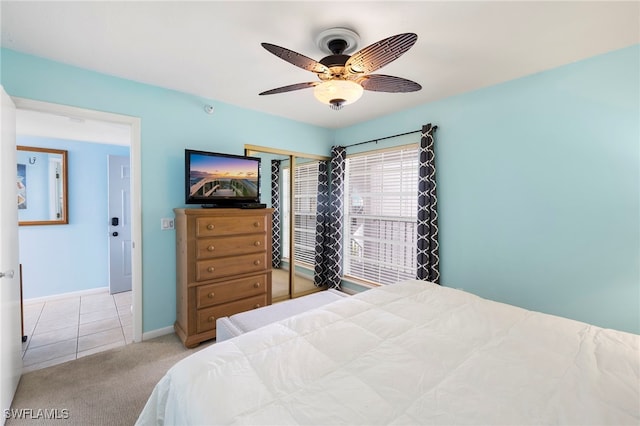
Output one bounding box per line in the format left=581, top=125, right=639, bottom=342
left=17, top=135, right=130, bottom=299
left=337, top=45, right=640, bottom=334
left=1, top=48, right=334, bottom=332
left=2, top=44, right=638, bottom=334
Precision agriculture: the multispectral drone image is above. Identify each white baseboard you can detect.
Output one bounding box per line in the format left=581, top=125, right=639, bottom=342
left=24, top=287, right=110, bottom=305
left=142, top=326, right=174, bottom=341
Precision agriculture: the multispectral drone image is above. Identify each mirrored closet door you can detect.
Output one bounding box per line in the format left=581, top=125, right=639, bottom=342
left=245, top=145, right=329, bottom=302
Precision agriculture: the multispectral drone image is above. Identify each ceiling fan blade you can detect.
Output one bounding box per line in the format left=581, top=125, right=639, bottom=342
left=259, top=82, right=319, bottom=96
left=261, top=43, right=329, bottom=75
left=358, top=74, right=422, bottom=93
left=345, top=33, right=418, bottom=75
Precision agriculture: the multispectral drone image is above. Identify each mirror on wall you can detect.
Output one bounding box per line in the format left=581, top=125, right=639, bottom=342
left=245, top=145, right=329, bottom=302
left=17, top=146, right=68, bottom=226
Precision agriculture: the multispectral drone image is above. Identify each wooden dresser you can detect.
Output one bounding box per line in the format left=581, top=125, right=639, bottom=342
left=174, top=208, right=273, bottom=348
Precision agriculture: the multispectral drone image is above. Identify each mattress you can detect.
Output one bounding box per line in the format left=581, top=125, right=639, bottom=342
left=216, top=289, right=349, bottom=342
left=136, top=280, right=639, bottom=425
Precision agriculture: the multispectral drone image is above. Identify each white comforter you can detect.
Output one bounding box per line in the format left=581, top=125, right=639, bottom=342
left=137, top=280, right=639, bottom=425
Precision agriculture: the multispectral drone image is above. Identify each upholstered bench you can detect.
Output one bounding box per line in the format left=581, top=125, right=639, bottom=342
left=216, top=289, right=348, bottom=342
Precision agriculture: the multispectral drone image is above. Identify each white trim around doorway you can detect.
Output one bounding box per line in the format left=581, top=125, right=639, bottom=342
left=12, top=97, right=143, bottom=343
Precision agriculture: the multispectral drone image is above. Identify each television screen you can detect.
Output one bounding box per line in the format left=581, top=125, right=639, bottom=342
left=185, top=149, right=261, bottom=206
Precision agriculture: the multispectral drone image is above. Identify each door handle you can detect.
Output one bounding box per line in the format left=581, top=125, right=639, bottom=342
left=0, top=270, right=15, bottom=279
left=111, top=217, right=119, bottom=226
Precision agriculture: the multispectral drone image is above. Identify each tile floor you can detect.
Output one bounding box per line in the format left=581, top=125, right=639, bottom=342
left=21, top=290, right=132, bottom=373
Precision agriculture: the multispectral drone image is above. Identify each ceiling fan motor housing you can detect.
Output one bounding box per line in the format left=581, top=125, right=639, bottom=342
left=318, top=37, right=351, bottom=78
left=319, top=54, right=349, bottom=78
left=320, top=53, right=349, bottom=67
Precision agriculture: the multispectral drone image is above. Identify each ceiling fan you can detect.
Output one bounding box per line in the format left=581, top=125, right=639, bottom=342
left=259, top=29, right=422, bottom=110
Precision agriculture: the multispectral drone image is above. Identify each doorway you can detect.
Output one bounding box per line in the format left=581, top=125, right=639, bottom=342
left=13, top=98, right=142, bottom=367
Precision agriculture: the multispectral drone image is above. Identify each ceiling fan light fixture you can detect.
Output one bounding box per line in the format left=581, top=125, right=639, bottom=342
left=313, top=80, right=363, bottom=110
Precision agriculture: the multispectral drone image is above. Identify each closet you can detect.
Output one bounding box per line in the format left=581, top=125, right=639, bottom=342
left=244, top=145, right=329, bottom=302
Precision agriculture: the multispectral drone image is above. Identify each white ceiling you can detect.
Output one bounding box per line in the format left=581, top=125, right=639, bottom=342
left=15, top=109, right=132, bottom=146
left=2, top=1, right=639, bottom=129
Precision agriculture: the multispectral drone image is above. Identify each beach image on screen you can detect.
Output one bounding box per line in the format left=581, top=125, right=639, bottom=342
left=189, top=154, right=258, bottom=198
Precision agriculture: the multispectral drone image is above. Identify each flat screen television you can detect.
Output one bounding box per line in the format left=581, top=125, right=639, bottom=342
left=185, top=149, right=261, bottom=207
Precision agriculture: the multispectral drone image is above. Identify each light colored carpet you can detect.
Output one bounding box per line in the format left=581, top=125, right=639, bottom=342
left=7, top=333, right=211, bottom=425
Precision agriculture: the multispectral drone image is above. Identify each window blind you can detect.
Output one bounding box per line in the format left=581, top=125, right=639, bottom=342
left=282, top=161, right=319, bottom=266
left=344, top=146, right=419, bottom=285
left=293, top=161, right=319, bottom=266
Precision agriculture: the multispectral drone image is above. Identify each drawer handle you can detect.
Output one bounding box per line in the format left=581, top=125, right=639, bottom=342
left=208, top=316, right=215, bottom=322
left=207, top=266, right=215, bottom=273
left=253, top=282, right=261, bottom=288
left=207, top=292, right=215, bottom=298
left=253, top=221, right=260, bottom=227
left=254, top=304, right=261, bottom=309
left=207, top=245, right=215, bottom=251
left=253, top=260, right=261, bottom=266
left=207, top=224, right=215, bottom=230
left=254, top=241, right=261, bottom=247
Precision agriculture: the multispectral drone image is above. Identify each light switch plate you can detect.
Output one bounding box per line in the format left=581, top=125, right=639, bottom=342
left=161, top=218, right=174, bottom=230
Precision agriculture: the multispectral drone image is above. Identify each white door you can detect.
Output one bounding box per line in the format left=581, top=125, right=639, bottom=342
left=0, top=87, right=22, bottom=418
left=108, top=155, right=132, bottom=294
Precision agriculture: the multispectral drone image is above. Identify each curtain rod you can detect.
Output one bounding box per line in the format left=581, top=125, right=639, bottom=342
left=343, top=125, right=438, bottom=148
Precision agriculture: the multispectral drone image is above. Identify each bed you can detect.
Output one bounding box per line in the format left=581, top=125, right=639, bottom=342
left=136, top=280, right=639, bottom=425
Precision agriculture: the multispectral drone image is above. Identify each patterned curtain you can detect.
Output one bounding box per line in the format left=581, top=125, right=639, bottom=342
left=416, top=124, right=440, bottom=283
left=271, top=160, right=281, bottom=269
left=325, top=146, right=346, bottom=289
left=314, top=160, right=329, bottom=286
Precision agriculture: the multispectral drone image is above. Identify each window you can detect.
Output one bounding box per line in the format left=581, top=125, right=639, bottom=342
left=282, top=161, right=319, bottom=266
left=343, top=146, right=419, bottom=285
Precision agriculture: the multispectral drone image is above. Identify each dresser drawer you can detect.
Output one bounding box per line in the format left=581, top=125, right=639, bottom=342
left=196, top=274, right=267, bottom=308
left=196, top=252, right=267, bottom=282
left=196, top=294, right=267, bottom=334
left=196, top=234, right=267, bottom=260
left=195, top=216, right=267, bottom=237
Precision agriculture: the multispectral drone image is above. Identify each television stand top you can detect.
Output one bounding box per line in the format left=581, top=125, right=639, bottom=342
left=238, top=203, right=267, bottom=209
left=200, top=203, right=266, bottom=209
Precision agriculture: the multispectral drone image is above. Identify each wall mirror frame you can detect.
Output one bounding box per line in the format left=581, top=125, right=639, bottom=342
left=17, top=145, right=69, bottom=226
left=245, top=144, right=329, bottom=302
